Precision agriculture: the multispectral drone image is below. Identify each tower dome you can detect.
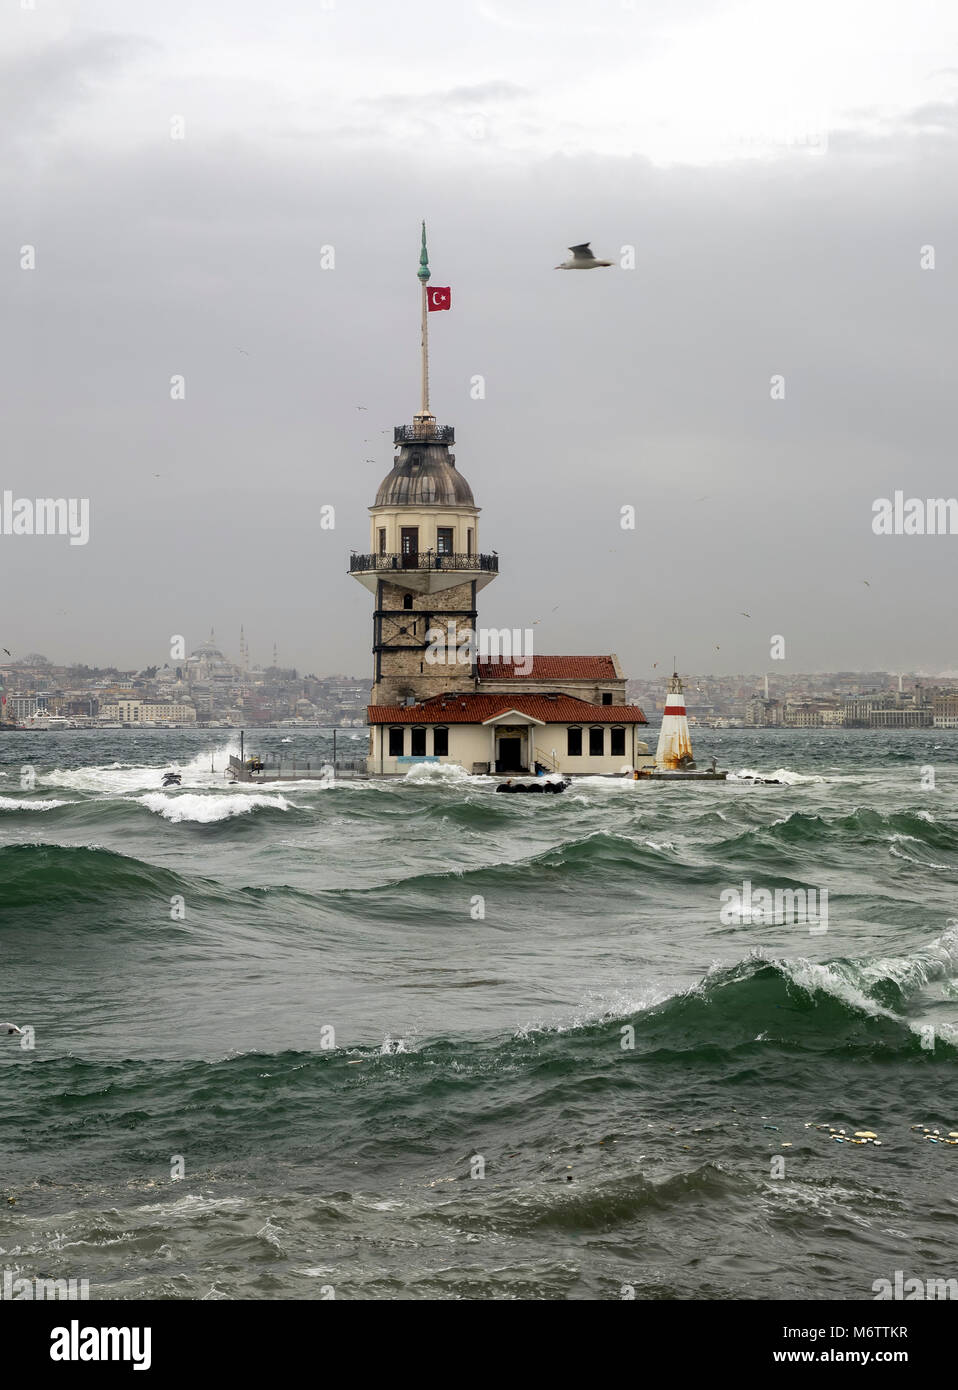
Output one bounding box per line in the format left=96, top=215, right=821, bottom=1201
left=375, top=441, right=474, bottom=507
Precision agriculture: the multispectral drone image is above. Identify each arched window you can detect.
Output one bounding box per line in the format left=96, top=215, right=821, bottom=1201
left=411, top=726, right=427, bottom=756
left=567, top=726, right=582, bottom=756
left=589, top=727, right=605, bottom=756
left=610, top=727, right=626, bottom=757
left=433, top=727, right=449, bottom=756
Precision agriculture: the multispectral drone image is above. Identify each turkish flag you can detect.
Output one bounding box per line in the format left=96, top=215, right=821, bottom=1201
left=427, top=286, right=451, bottom=311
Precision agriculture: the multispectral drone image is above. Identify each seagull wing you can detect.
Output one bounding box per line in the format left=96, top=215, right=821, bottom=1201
left=1, top=1023, right=23, bottom=1034
left=569, top=243, right=594, bottom=258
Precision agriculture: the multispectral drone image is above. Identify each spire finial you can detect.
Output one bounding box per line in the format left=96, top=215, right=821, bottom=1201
left=417, top=220, right=431, bottom=283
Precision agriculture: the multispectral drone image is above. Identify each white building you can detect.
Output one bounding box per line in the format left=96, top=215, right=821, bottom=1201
left=368, top=692, right=649, bottom=776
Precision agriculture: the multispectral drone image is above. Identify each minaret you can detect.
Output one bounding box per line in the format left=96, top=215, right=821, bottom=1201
left=349, top=224, right=498, bottom=706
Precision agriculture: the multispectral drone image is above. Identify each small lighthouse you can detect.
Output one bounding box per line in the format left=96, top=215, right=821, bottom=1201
left=655, top=671, right=695, bottom=770
left=635, top=669, right=725, bottom=779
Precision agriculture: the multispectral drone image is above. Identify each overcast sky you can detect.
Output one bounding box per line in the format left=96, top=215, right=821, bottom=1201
left=2, top=0, right=957, bottom=677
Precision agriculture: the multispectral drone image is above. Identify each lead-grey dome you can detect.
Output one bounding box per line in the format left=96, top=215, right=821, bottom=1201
left=375, top=443, right=474, bottom=507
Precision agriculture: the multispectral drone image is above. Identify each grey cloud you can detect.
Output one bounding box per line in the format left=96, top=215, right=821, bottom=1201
left=0, top=31, right=155, bottom=145
left=2, top=6, right=956, bottom=677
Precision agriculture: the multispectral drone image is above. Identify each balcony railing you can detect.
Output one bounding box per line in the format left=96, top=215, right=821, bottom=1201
left=350, top=551, right=498, bottom=574
left=393, top=424, right=455, bottom=444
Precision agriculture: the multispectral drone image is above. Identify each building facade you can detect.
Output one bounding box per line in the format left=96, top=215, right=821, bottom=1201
left=368, top=693, right=648, bottom=776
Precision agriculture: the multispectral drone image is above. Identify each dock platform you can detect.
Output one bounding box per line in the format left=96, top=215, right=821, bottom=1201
left=227, top=753, right=368, bottom=783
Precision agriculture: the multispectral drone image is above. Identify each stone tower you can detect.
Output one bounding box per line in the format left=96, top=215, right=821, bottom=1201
left=349, top=225, right=498, bottom=705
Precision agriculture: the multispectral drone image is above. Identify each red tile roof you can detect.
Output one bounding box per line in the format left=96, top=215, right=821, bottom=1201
left=478, top=655, right=618, bottom=680
left=368, top=693, right=647, bottom=724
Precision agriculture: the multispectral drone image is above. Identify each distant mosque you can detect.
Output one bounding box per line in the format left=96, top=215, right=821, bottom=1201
left=185, top=630, right=239, bottom=683
left=349, top=226, right=652, bottom=777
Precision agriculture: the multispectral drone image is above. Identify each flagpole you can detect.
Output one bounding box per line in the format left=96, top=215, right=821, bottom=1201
left=421, top=276, right=429, bottom=417
left=417, top=220, right=431, bottom=425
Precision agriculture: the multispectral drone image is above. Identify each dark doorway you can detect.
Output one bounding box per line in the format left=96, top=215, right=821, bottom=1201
left=401, top=528, right=419, bottom=568
left=497, top=737, right=523, bottom=772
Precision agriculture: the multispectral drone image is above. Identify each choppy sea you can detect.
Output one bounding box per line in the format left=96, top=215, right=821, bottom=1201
left=2, top=727, right=957, bottom=1300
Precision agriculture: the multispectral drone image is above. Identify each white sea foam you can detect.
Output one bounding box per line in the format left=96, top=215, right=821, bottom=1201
left=729, top=768, right=826, bottom=785
left=40, top=740, right=242, bottom=795
left=853, top=925, right=958, bottom=997
left=566, top=775, right=636, bottom=791
left=136, top=792, right=290, bottom=823
left=887, top=835, right=947, bottom=869
left=402, top=761, right=473, bottom=785
left=0, top=796, right=73, bottom=811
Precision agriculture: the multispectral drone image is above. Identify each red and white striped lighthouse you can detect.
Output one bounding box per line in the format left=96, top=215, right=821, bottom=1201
left=655, top=671, right=695, bottom=770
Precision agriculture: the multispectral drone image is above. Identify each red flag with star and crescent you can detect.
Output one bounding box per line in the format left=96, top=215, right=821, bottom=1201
left=427, top=286, right=451, bottom=311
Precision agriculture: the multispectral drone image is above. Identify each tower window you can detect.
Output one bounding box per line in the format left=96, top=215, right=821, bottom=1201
left=433, top=727, right=449, bottom=756
left=610, top=727, right=626, bottom=757
left=401, top=528, right=418, bottom=568
left=467, top=528, right=474, bottom=556
left=589, top=727, right=605, bottom=756
left=602, top=692, right=613, bottom=705
left=378, top=528, right=386, bottom=554
left=411, top=726, right=427, bottom=756
left=437, top=527, right=454, bottom=555
left=388, top=727, right=404, bottom=756
left=567, top=727, right=582, bottom=756
left=403, top=593, right=413, bottom=610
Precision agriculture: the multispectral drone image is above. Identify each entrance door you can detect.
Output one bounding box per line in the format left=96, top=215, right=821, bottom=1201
left=401, top=528, right=419, bottom=569
left=497, top=737, right=523, bottom=772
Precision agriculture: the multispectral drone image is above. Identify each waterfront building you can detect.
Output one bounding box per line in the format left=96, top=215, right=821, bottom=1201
left=934, top=693, right=958, bottom=728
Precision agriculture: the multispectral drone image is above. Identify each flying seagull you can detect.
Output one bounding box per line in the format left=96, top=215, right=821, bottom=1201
left=2, top=648, right=10, bottom=656
left=555, top=242, right=614, bottom=270
left=1, top=1023, right=23, bottom=1036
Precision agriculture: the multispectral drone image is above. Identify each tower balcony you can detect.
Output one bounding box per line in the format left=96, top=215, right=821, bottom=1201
left=394, top=422, right=455, bottom=444
left=349, top=550, right=498, bottom=596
